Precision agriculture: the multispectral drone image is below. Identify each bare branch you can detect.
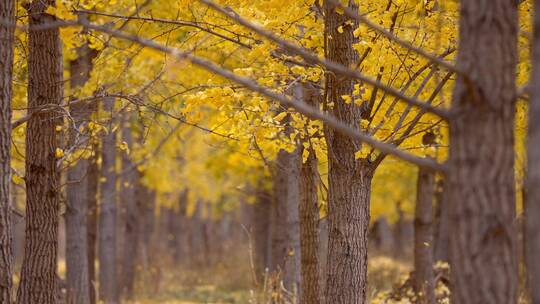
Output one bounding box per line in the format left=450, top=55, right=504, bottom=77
left=74, top=9, right=254, bottom=49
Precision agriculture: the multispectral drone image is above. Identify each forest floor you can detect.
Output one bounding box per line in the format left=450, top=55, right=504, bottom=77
left=134, top=268, right=252, bottom=303
left=130, top=254, right=412, bottom=304
left=50, top=246, right=413, bottom=303
left=127, top=246, right=257, bottom=304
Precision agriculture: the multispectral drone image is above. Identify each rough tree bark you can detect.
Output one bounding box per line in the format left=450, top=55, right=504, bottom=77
left=299, top=83, right=321, bottom=304
left=120, top=118, right=140, bottom=300
left=0, top=0, right=14, bottom=301
left=323, top=1, right=372, bottom=303
left=17, top=1, right=63, bottom=303
left=65, top=42, right=96, bottom=304
left=11, top=182, right=24, bottom=269
left=449, top=1, right=519, bottom=303
left=98, top=97, right=119, bottom=304
left=526, top=1, right=540, bottom=303
left=413, top=165, right=435, bottom=304
left=299, top=149, right=320, bottom=304
left=318, top=218, right=328, bottom=300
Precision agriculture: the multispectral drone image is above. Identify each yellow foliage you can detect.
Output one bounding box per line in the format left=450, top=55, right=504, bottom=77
left=8, top=0, right=531, bottom=223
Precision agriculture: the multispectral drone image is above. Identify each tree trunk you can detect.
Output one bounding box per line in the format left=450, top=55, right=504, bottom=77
left=253, top=187, right=271, bottom=279
left=393, top=202, right=414, bottom=257
left=17, top=1, right=63, bottom=303
left=413, top=165, right=435, bottom=304
left=270, top=150, right=289, bottom=273
left=449, top=1, right=519, bottom=303
left=283, top=147, right=301, bottom=298
left=120, top=119, right=139, bottom=300
left=87, top=152, right=99, bottom=304
left=370, top=217, right=394, bottom=255
left=434, top=180, right=449, bottom=262
left=299, top=149, right=320, bottom=304
left=318, top=218, right=328, bottom=301
left=138, top=183, right=155, bottom=274
left=86, top=81, right=100, bottom=304
left=299, top=83, right=321, bottom=304
left=98, top=97, right=119, bottom=304
left=0, top=0, right=15, bottom=301
left=171, top=194, right=188, bottom=265
left=65, top=43, right=96, bottom=304
left=12, top=183, right=24, bottom=271
left=526, top=1, right=540, bottom=303
left=188, top=202, right=206, bottom=266
left=323, top=1, right=372, bottom=303
left=270, top=146, right=301, bottom=297
left=163, top=207, right=175, bottom=262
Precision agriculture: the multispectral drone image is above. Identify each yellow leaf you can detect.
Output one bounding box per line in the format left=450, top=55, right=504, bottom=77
left=55, top=148, right=65, bottom=158
left=223, top=87, right=234, bottom=95
left=12, top=174, right=24, bottom=185
left=353, top=27, right=362, bottom=37
left=355, top=145, right=371, bottom=159
left=302, top=148, right=310, bottom=164
left=360, top=119, right=370, bottom=129
left=274, top=112, right=288, bottom=122
left=118, top=141, right=130, bottom=154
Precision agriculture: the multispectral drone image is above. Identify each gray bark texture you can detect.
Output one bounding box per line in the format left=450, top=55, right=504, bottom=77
left=299, top=149, right=320, bottom=304
left=0, top=0, right=14, bottom=301
left=449, top=1, right=519, bottom=303
left=17, top=1, right=63, bottom=303
left=323, top=1, right=372, bottom=303
left=299, top=83, right=321, bottom=304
